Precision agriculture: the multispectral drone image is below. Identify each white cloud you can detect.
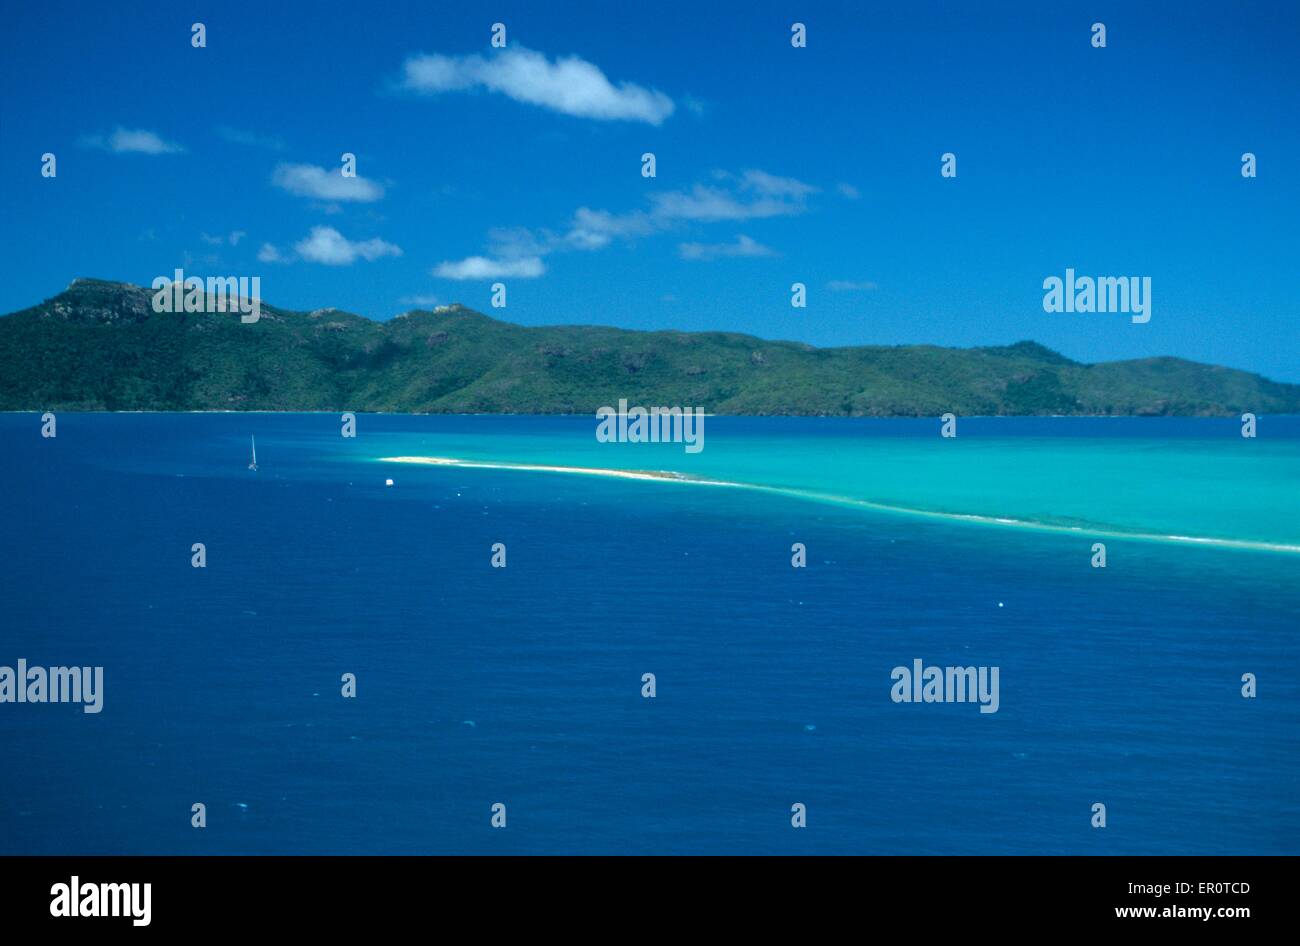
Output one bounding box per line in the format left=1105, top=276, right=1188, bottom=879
left=294, top=227, right=402, bottom=266
left=566, top=207, right=657, bottom=248
left=399, top=294, right=440, bottom=307
left=738, top=169, right=818, bottom=199
left=650, top=186, right=756, bottom=222
left=828, top=279, right=879, bottom=292
left=272, top=163, right=385, bottom=203
left=400, top=46, right=674, bottom=125
left=678, top=234, right=777, bottom=261
left=434, top=168, right=814, bottom=279
left=432, top=256, right=545, bottom=280
left=649, top=172, right=815, bottom=223
left=258, top=243, right=287, bottom=263
left=836, top=182, right=861, bottom=199
left=487, top=208, right=656, bottom=258
left=484, top=169, right=815, bottom=264
left=82, top=127, right=184, bottom=154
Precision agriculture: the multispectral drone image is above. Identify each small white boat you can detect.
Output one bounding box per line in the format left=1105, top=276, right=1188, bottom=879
left=248, top=435, right=258, bottom=472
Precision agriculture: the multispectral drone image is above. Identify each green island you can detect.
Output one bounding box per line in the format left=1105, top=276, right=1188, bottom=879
left=2, top=277, right=1296, bottom=415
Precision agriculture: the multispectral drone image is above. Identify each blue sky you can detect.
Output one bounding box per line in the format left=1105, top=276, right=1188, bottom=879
left=2, top=0, right=1297, bottom=380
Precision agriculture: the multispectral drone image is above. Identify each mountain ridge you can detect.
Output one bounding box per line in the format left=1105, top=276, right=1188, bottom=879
left=1, top=278, right=1296, bottom=416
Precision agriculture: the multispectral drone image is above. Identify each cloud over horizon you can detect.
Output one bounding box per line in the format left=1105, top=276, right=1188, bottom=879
left=432, top=256, right=546, bottom=280
left=280, top=226, right=404, bottom=266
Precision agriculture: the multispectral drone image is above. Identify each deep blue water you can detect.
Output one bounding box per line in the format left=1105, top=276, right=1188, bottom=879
left=1, top=413, right=1297, bottom=854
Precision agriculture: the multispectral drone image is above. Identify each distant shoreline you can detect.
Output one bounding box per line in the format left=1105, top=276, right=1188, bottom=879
left=8, top=282, right=1298, bottom=416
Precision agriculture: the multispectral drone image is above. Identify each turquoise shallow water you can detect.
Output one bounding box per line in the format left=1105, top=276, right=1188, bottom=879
left=375, top=415, right=1300, bottom=552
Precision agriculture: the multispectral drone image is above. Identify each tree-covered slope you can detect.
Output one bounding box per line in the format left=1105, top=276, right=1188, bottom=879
left=1, top=278, right=1295, bottom=416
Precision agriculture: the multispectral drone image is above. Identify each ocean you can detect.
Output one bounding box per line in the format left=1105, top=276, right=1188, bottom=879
left=1, top=412, right=1296, bottom=854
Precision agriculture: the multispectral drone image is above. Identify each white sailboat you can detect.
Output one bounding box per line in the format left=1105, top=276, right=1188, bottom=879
left=248, top=435, right=258, bottom=471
